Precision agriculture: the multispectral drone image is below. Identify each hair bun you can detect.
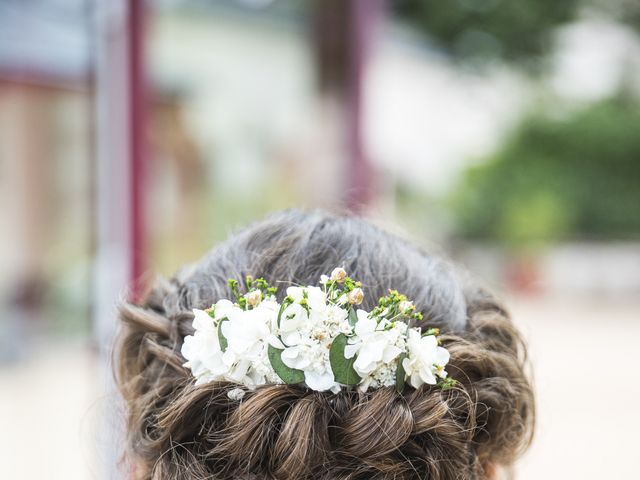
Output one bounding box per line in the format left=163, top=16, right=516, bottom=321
left=149, top=382, right=479, bottom=479
left=117, top=300, right=533, bottom=480
left=114, top=211, right=534, bottom=479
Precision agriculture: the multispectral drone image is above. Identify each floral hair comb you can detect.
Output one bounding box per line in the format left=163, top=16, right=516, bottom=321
left=181, top=268, right=455, bottom=399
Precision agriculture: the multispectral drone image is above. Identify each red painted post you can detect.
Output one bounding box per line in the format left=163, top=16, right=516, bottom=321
left=127, top=0, right=147, bottom=301
left=345, top=0, right=384, bottom=214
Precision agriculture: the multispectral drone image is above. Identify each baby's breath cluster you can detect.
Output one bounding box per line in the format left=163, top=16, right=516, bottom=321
left=181, top=269, right=454, bottom=398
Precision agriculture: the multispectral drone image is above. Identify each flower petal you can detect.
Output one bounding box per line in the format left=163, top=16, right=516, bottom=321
left=419, top=368, right=437, bottom=385
left=382, top=345, right=403, bottom=363
left=267, top=335, right=285, bottom=349
left=409, top=371, right=423, bottom=389
left=435, top=346, right=450, bottom=366
left=286, top=287, right=305, bottom=302
left=305, top=286, right=327, bottom=310
left=304, top=370, right=335, bottom=391
left=281, top=347, right=311, bottom=370
left=344, top=343, right=359, bottom=359
left=354, top=313, right=376, bottom=337
left=421, top=334, right=438, bottom=350
left=354, top=345, right=380, bottom=375
left=213, top=299, right=235, bottom=320
left=192, top=309, right=214, bottom=331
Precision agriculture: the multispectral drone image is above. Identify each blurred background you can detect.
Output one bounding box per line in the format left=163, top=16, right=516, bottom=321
left=1, top=0, right=639, bottom=478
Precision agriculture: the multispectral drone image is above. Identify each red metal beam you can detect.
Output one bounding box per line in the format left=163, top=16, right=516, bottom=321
left=127, top=0, right=147, bottom=301
left=346, top=0, right=379, bottom=213
left=313, top=0, right=384, bottom=213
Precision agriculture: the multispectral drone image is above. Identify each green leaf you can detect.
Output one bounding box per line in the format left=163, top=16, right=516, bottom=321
left=424, top=327, right=440, bottom=337
left=439, top=377, right=458, bottom=391
left=228, top=279, right=240, bottom=300
left=395, top=353, right=407, bottom=393
left=348, top=307, right=358, bottom=327
left=268, top=344, right=305, bottom=384
left=218, top=318, right=229, bottom=352
left=330, top=333, right=361, bottom=385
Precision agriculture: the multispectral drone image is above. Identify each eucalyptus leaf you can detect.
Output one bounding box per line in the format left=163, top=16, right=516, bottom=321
left=348, top=307, right=358, bottom=327
left=217, top=317, right=229, bottom=352
left=395, top=352, right=407, bottom=393
left=268, top=344, right=305, bottom=384
left=330, top=333, right=361, bottom=385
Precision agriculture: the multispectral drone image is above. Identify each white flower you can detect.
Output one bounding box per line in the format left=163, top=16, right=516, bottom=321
left=326, top=304, right=348, bottom=321
left=182, top=270, right=450, bottom=396
left=402, top=329, right=450, bottom=388
left=259, top=298, right=280, bottom=330
left=344, top=310, right=403, bottom=378
left=279, top=341, right=338, bottom=392
left=273, top=288, right=346, bottom=392
left=184, top=303, right=280, bottom=389
left=182, top=308, right=228, bottom=383
left=219, top=304, right=277, bottom=386
left=330, top=267, right=347, bottom=283
left=281, top=344, right=312, bottom=370
left=181, top=329, right=217, bottom=381
left=372, top=363, right=397, bottom=387
left=278, top=303, right=309, bottom=346
left=192, top=308, right=215, bottom=332
left=286, top=286, right=327, bottom=310
left=211, top=299, right=237, bottom=321
left=221, top=307, right=271, bottom=356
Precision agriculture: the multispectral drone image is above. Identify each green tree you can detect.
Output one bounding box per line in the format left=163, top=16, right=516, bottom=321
left=393, top=0, right=581, bottom=68
left=452, top=96, right=640, bottom=245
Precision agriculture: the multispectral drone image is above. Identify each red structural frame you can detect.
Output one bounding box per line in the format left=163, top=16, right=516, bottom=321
left=127, top=0, right=147, bottom=301
left=346, top=0, right=383, bottom=214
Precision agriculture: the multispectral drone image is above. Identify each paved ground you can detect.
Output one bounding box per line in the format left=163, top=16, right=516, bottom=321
left=0, top=340, right=101, bottom=479
left=510, top=296, right=640, bottom=480
left=1, top=297, right=639, bottom=479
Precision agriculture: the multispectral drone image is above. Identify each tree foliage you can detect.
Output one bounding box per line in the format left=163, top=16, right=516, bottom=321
left=393, top=0, right=581, bottom=68
left=451, top=96, right=640, bottom=244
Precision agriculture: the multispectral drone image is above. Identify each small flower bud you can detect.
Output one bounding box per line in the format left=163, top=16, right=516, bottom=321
left=399, top=300, right=414, bottom=314
left=339, top=323, right=353, bottom=334
left=348, top=287, right=364, bottom=305
left=245, top=290, right=262, bottom=307
left=330, top=267, right=347, bottom=283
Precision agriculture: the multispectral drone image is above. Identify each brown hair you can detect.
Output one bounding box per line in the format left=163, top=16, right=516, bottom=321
left=115, top=210, right=534, bottom=479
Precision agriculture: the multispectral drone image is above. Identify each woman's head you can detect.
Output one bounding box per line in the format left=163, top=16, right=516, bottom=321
left=115, top=210, right=534, bottom=479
